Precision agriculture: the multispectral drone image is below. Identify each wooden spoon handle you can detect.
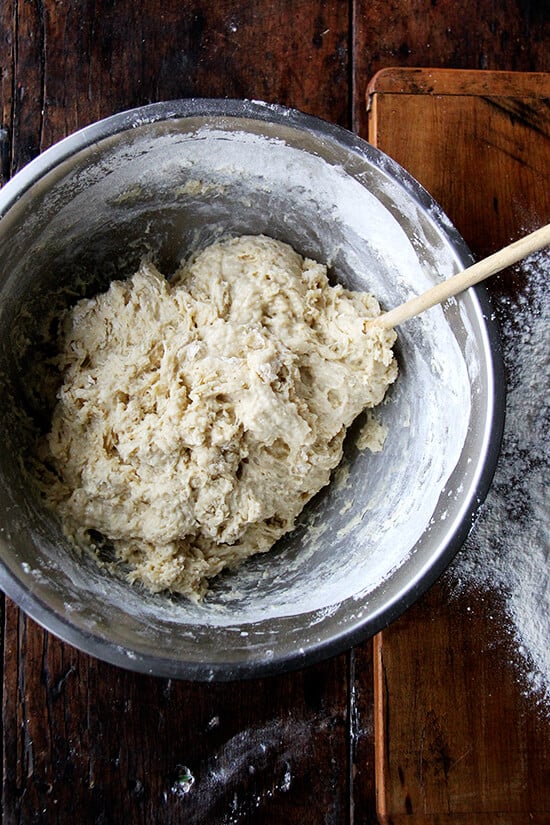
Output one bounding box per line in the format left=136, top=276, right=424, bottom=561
left=374, top=223, right=550, bottom=329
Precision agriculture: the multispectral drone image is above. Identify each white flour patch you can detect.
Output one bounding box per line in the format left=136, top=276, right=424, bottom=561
left=163, top=715, right=340, bottom=823
left=448, top=248, right=550, bottom=711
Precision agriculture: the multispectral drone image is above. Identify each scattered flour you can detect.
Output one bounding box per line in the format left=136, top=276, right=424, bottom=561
left=162, top=715, right=337, bottom=823
left=355, top=410, right=388, bottom=452
left=449, top=248, right=550, bottom=710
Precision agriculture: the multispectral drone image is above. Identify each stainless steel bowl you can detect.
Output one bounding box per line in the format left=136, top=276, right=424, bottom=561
left=0, top=100, right=504, bottom=679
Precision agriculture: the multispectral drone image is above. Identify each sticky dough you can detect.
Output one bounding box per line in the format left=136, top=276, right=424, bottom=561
left=43, top=235, right=397, bottom=599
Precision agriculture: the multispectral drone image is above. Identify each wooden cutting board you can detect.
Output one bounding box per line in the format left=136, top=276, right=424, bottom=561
left=367, top=68, right=550, bottom=824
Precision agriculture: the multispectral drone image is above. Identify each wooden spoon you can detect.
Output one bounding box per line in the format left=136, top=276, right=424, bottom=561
left=372, top=223, right=550, bottom=329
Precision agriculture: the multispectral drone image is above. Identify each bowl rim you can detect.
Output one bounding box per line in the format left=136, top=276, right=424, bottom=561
left=0, top=98, right=505, bottom=681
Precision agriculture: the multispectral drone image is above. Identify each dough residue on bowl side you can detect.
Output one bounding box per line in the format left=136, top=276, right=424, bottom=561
left=39, top=234, right=397, bottom=600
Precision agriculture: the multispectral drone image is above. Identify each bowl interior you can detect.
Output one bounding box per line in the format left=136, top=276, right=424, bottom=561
left=0, top=101, right=500, bottom=678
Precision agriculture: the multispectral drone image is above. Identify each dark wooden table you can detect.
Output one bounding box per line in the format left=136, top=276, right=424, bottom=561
left=1, top=3, right=549, bottom=823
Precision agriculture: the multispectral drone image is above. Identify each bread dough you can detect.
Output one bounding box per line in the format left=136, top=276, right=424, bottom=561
left=43, top=235, right=397, bottom=599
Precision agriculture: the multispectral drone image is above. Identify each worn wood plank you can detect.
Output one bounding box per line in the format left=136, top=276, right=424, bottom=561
left=4, top=599, right=350, bottom=824
left=36, top=0, right=351, bottom=151
left=0, top=0, right=15, bottom=183
left=8, top=0, right=45, bottom=174
left=10, top=0, right=352, bottom=159
left=349, top=647, right=378, bottom=825
left=368, top=67, right=550, bottom=823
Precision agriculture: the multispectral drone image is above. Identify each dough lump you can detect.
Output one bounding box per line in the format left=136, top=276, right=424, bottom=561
left=43, top=235, right=397, bottom=599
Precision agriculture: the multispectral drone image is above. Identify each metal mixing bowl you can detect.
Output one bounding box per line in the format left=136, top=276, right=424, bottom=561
left=0, top=100, right=503, bottom=680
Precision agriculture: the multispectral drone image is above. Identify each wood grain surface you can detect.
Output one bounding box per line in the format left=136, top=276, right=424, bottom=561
left=369, top=68, right=550, bottom=823
left=1, top=2, right=549, bottom=823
